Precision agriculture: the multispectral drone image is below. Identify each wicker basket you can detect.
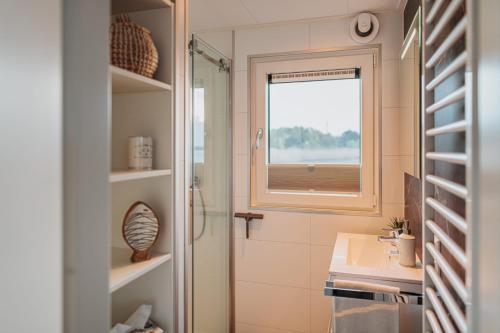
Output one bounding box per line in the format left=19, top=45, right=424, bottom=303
left=110, top=14, right=159, bottom=78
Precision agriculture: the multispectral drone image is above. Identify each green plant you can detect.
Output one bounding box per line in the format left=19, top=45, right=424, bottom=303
left=387, top=217, right=408, bottom=230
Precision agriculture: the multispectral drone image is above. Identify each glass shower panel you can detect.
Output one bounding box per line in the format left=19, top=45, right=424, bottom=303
left=190, top=36, right=231, bottom=333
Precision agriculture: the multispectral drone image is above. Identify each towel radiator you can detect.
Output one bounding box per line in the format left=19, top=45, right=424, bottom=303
left=422, top=0, right=472, bottom=332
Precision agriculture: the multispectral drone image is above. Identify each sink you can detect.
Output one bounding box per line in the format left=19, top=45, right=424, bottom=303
left=330, top=233, right=423, bottom=286
left=326, top=233, right=423, bottom=333
left=347, top=237, right=389, bottom=268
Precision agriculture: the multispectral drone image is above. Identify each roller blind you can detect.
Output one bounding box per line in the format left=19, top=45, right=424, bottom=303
left=268, top=68, right=359, bottom=83
left=422, top=0, right=472, bottom=332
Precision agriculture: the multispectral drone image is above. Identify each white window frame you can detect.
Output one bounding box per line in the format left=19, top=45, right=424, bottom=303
left=249, top=47, right=381, bottom=214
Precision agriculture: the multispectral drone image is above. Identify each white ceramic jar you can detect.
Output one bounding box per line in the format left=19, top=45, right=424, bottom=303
left=128, top=136, right=153, bottom=170
left=398, top=234, right=416, bottom=267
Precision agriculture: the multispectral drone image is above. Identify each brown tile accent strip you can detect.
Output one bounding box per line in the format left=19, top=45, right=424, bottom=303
left=405, top=173, right=422, bottom=259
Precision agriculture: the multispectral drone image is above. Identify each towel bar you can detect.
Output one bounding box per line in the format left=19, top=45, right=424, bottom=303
left=324, top=282, right=423, bottom=305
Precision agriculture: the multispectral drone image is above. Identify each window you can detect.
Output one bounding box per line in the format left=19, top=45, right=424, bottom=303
left=250, top=48, right=380, bottom=213
left=193, top=87, right=205, bottom=163
left=268, top=69, right=361, bottom=192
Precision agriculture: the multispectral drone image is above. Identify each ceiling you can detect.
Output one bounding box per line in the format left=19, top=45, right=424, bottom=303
left=190, top=0, right=401, bottom=32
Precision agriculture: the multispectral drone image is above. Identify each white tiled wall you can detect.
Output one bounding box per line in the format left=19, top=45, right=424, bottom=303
left=204, top=11, right=404, bottom=333
left=399, top=36, right=418, bottom=176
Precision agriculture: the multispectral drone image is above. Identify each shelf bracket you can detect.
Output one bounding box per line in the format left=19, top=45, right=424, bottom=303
left=234, top=212, right=264, bottom=239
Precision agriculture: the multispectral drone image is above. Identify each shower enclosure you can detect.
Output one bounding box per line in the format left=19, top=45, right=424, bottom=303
left=188, top=36, right=232, bottom=333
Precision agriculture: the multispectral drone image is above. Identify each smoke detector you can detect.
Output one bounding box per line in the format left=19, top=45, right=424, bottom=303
left=350, top=13, right=379, bottom=44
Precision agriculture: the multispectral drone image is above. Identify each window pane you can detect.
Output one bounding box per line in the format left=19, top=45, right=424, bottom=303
left=268, top=79, right=361, bottom=165
left=193, top=87, right=205, bottom=163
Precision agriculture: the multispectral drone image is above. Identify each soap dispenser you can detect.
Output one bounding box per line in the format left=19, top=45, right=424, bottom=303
left=399, top=220, right=416, bottom=267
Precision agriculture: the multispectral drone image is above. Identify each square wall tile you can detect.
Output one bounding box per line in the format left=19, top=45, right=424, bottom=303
left=400, top=155, right=415, bottom=177
left=382, top=107, right=401, bottom=156
left=400, top=61, right=415, bottom=108
left=399, top=108, right=416, bottom=157
left=234, top=196, right=249, bottom=213
left=235, top=239, right=310, bottom=288
left=234, top=70, right=248, bottom=114
left=236, top=281, right=310, bottom=332
left=310, top=214, right=383, bottom=246
left=382, top=156, right=404, bottom=204
left=310, top=290, right=332, bottom=333
left=234, top=112, right=249, bottom=155
left=310, top=204, right=404, bottom=246
left=234, top=154, right=249, bottom=197
left=382, top=203, right=405, bottom=219
left=378, top=12, right=403, bottom=60
left=382, top=59, right=400, bottom=108
left=310, top=245, right=334, bottom=290
left=234, top=218, right=248, bottom=239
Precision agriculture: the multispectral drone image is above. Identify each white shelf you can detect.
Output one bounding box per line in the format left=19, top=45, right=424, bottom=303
left=112, top=0, right=173, bottom=15
left=111, top=65, right=172, bottom=93
left=110, top=169, right=171, bottom=183
left=110, top=247, right=171, bottom=293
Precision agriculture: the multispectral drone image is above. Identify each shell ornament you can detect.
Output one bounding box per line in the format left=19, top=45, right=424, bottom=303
left=122, top=201, right=160, bottom=262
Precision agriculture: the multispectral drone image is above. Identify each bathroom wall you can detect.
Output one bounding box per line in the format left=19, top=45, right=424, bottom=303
left=401, top=0, right=423, bottom=263
left=204, top=11, right=404, bottom=332
left=405, top=173, right=422, bottom=259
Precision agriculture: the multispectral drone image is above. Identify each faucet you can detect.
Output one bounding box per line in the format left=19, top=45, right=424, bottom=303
left=378, top=228, right=401, bottom=257
left=378, top=228, right=400, bottom=242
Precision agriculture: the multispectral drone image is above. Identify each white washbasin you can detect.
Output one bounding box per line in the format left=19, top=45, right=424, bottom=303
left=347, top=237, right=389, bottom=268
left=330, top=233, right=423, bottom=285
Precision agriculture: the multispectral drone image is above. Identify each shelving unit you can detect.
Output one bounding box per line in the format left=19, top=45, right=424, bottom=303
left=111, top=65, right=172, bottom=93
left=111, top=0, right=173, bottom=14
left=110, top=247, right=172, bottom=293
left=110, top=169, right=172, bottom=183
left=108, top=1, right=175, bottom=331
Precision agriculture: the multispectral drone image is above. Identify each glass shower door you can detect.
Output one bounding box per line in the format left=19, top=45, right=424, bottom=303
left=189, top=36, right=231, bottom=333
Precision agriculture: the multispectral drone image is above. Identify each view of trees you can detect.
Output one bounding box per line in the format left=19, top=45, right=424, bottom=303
left=269, top=126, right=360, bottom=150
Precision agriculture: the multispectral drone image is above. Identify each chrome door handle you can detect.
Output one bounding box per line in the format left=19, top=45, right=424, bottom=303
left=255, top=128, right=263, bottom=150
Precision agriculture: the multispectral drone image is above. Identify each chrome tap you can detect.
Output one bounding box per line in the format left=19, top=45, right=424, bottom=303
left=378, top=228, right=401, bottom=242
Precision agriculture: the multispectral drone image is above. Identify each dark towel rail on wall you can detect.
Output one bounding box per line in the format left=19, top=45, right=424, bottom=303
left=234, top=212, right=264, bottom=239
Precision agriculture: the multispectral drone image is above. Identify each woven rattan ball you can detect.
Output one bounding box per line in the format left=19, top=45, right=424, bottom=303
left=110, top=14, right=159, bottom=78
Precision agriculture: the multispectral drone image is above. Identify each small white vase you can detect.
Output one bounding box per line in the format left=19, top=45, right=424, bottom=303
left=398, top=234, right=416, bottom=267
left=129, top=136, right=153, bottom=170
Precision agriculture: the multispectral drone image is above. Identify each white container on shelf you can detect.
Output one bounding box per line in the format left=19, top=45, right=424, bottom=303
left=128, top=136, right=153, bottom=170
left=398, top=234, right=416, bottom=267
